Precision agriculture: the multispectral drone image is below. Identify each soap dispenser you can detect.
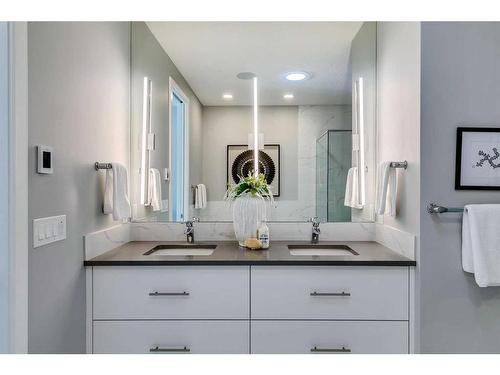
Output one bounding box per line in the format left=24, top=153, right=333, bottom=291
left=258, top=221, right=270, bottom=249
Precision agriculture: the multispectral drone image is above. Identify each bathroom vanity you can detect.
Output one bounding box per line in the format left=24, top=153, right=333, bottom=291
left=85, top=241, right=415, bottom=354
left=84, top=21, right=416, bottom=354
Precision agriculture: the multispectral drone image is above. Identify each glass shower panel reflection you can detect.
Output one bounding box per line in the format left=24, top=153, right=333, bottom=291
left=316, top=130, right=352, bottom=222
left=316, top=134, right=328, bottom=222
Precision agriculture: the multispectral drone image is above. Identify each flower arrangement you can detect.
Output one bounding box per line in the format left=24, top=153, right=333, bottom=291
left=224, top=173, right=274, bottom=203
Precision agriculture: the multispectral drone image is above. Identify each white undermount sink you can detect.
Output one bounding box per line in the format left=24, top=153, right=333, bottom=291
left=153, top=249, right=215, bottom=256
left=144, top=244, right=216, bottom=256
left=288, top=245, right=358, bottom=257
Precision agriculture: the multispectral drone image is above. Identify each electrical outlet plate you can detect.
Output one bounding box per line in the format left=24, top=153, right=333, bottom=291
left=33, top=215, right=66, bottom=248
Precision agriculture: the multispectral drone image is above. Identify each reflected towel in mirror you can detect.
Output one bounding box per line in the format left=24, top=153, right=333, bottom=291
left=344, top=167, right=363, bottom=209
left=103, top=162, right=131, bottom=221
left=148, top=168, right=162, bottom=211
left=195, top=184, right=207, bottom=209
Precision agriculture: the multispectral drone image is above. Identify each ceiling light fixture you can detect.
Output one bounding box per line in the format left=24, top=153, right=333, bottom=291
left=284, top=71, right=310, bottom=81
left=283, top=94, right=294, bottom=99
left=222, top=93, right=233, bottom=100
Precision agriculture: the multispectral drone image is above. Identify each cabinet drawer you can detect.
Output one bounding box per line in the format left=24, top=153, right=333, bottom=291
left=93, top=321, right=249, bottom=354
left=251, top=266, right=408, bottom=320
left=251, top=321, right=408, bottom=354
left=93, top=266, right=249, bottom=319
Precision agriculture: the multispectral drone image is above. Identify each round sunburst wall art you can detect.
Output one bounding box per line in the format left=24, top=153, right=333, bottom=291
left=231, top=150, right=276, bottom=186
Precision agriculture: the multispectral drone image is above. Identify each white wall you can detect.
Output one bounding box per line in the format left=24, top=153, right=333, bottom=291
left=376, top=22, right=421, bottom=235
left=376, top=22, right=421, bottom=352
left=28, top=22, right=130, bottom=353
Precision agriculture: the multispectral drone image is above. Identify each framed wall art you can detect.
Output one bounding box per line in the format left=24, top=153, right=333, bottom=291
left=226, top=144, right=280, bottom=197
left=455, top=127, right=500, bottom=190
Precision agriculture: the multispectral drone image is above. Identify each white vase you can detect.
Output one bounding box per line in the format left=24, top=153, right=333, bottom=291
left=232, top=193, right=266, bottom=247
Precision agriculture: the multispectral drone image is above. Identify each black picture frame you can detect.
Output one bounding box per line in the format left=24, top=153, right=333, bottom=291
left=455, top=127, right=500, bottom=190
left=226, top=144, right=281, bottom=197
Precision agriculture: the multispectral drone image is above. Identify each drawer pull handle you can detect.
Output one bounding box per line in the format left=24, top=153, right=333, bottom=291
left=310, top=291, right=351, bottom=297
left=150, top=346, right=190, bottom=353
left=149, top=291, right=190, bottom=296
left=311, top=346, right=351, bottom=353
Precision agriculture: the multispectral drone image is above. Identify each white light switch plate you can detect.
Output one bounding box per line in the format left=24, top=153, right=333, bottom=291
left=33, top=215, right=66, bottom=248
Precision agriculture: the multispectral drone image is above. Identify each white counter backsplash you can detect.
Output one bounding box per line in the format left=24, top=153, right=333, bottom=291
left=130, top=221, right=374, bottom=242
left=84, top=221, right=415, bottom=261
left=84, top=223, right=131, bottom=260
left=374, top=224, right=416, bottom=260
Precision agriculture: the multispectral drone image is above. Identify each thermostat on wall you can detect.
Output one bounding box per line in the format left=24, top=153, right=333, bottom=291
left=37, top=145, right=53, bottom=174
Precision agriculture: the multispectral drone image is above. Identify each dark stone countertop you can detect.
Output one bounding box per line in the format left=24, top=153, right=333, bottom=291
left=84, top=240, right=416, bottom=267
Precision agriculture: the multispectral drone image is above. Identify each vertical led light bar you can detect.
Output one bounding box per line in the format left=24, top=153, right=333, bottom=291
left=357, top=77, right=366, bottom=206
left=253, top=76, right=259, bottom=176
left=140, top=77, right=151, bottom=204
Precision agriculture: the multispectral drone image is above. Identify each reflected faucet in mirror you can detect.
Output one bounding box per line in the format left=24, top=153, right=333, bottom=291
left=308, top=217, right=321, bottom=244
left=184, top=217, right=199, bottom=243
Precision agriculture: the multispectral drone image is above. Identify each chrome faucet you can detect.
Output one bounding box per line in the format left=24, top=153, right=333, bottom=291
left=309, top=217, right=321, bottom=244
left=184, top=217, right=199, bottom=243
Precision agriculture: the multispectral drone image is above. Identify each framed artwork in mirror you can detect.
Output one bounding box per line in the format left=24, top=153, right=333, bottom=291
left=455, top=127, right=500, bottom=190
left=227, top=144, right=280, bottom=197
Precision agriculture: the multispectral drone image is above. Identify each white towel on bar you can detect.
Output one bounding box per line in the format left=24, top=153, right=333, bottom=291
left=375, top=162, right=397, bottom=217
left=148, top=168, right=162, bottom=212
left=462, top=204, right=500, bottom=287
left=103, top=163, right=131, bottom=221
left=195, top=184, right=207, bottom=209
left=344, top=167, right=363, bottom=209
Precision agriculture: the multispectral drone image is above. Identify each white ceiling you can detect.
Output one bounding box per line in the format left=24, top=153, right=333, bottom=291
left=147, top=22, right=362, bottom=106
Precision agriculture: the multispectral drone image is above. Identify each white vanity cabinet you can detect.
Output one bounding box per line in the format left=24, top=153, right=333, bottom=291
left=250, top=266, right=409, bottom=354
left=89, top=266, right=250, bottom=354
left=87, top=265, right=410, bottom=354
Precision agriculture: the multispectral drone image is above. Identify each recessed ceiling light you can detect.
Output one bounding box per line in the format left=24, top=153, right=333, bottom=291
left=284, top=71, right=310, bottom=81
left=283, top=94, right=294, bottom=99
left=222, top=93, right=233, bottom=100
left=236, top=72, right=257, bottom=80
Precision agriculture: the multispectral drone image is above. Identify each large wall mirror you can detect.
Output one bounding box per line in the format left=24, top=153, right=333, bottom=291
left=130, top=21, right=377, bottom=223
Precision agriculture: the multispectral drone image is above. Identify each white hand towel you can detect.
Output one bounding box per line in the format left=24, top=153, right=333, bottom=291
left=103, top=163, right=131, bottom=221
left=148, top=168, right=162, bottom=212
left=344, top=167, right=363, bottom=209
left=200, top=184, right=207, bottom=208
left=195, top=183, right=207, bottom=209
left=462, top=204, right=500, bottom=287
left=375, top=162, right=397, bottom=217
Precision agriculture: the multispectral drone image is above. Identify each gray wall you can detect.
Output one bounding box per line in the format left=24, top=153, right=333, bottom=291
left=421, top=22, right=500, bottom=353
left=28, top=22, right=130, bottom=353
left=0, top=22, right=8, bottom=353
left=201, top=106, right=299, bottom=200
left=130, top=22, right=203, bottom=221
